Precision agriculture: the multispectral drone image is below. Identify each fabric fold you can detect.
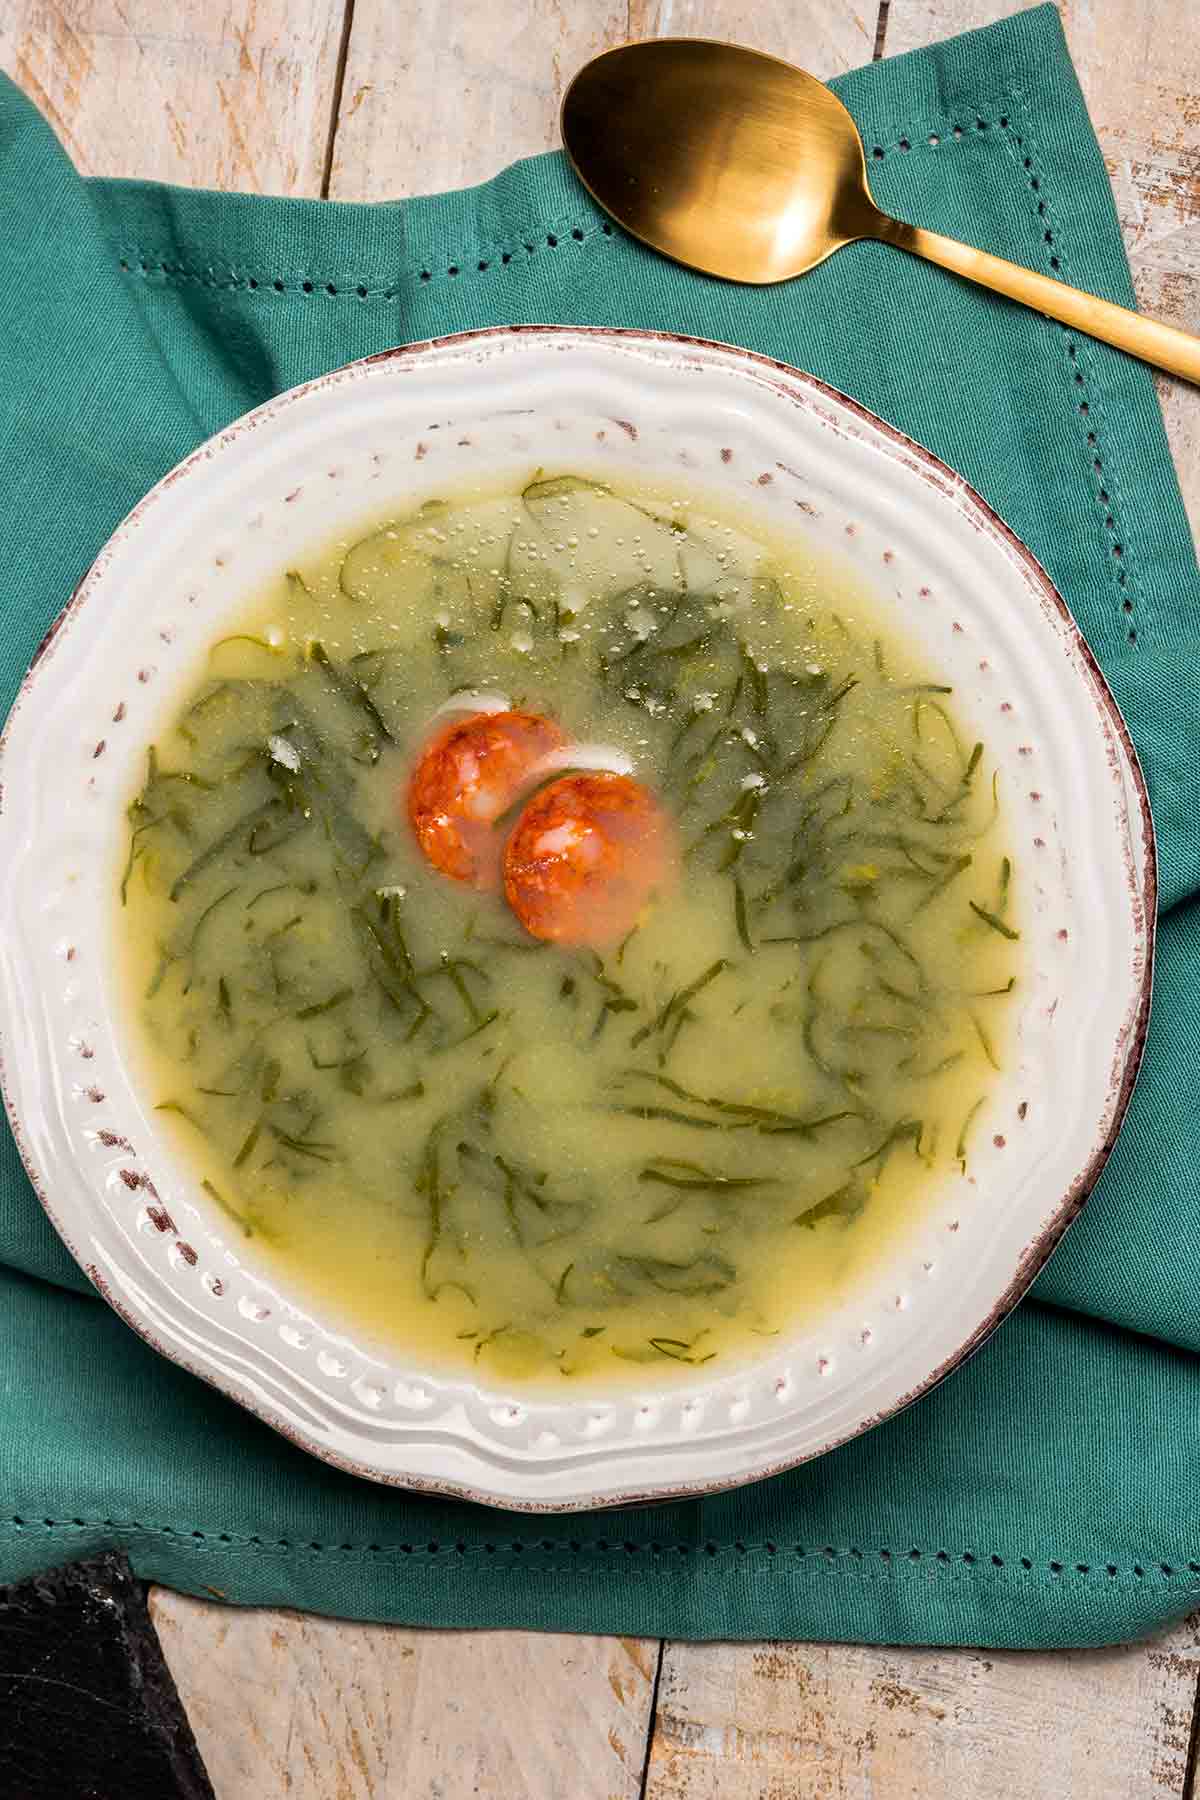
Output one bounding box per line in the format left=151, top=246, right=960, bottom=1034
left=0, top=2, right=1196, bottom=1644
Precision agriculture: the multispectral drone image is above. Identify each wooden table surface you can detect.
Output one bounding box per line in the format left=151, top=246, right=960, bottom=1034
left=4, top=1, right=1199, bottom=1794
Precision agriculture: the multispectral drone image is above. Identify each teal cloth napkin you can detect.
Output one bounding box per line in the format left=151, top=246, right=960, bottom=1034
left=0, top=3, right=1197, bottom=1648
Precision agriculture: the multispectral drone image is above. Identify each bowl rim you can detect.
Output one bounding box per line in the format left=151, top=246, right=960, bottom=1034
left=0, top=323, right=1157, bottom=1511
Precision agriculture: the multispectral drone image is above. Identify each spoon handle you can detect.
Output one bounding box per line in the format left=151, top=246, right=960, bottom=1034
left=876, top=216, right=1200, bottom=385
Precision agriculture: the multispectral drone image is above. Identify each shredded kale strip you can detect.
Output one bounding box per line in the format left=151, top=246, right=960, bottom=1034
left=794, top=1183, right=862, bottom=1229
left=616, top=1252, right=737, bottom=1296
left=168, top=799, right=290, bottom=902
left=351, top=898, right=436, bottom=1037
left=414, top=1120, right=448, bottom=1292
left=309, top=639, right=398, bottom=750
left=618, top=1070, right=857, bottom=1138
left=639, top=1157, right=778, bottom=1192
left=852, top=1118, right=923, bottom=1170
left=296, top=986, right=354, bottom=1020
left=733, top=875, right=753, bottom=952
left=630, top=958, right=729, bottom=1050
left=956, top=1097, right=987, bottom=1169
left=605, top=1103, right=748, bottom=1132
left=969, top=900, right=1020, bottom=941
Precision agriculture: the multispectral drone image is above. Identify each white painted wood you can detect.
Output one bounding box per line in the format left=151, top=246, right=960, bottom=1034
left=0, top=0, right=346, bottom=194
left=643, top=1611, right=1200, bottom=1798
left=326, top=0, right=628, bottom=201
left=149, top=1589, right=660, bottom=1799
left=325, top=0, right=873, bottom=202
left=627, top=0, right=876, bottom=71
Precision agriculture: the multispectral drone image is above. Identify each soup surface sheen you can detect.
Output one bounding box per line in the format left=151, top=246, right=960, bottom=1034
left=119, top=474, right=1019, bottom=1385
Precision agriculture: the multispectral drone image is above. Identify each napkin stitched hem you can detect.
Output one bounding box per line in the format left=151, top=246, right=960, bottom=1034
left=105, top=95, right=1143, bottom=659
left=1005, top=97, right=1140, bottom=642
left=109, top=96, right=1024, bottom=290
left=2, top=1518, right=1196, bottom=1594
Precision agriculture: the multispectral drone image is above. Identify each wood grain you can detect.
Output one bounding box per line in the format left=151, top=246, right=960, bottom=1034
left=149, top=1588, right=660, bottom=1800
left=325, top=0, right=874, bottom=202
left=887, top=0, right=1200, bottom=549
left=643, top=1608, right=1200, bottom=1799
left=626, top=0, right=876, bottom=70
left=326, top=0, right=628, bottom=201
left=0, top=0, right=346, bottom=194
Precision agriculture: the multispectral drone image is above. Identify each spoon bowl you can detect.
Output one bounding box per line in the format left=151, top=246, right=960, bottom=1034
left=562, top=38, right=878, bottom=284
left=562, top=37, right=1200, bottom=382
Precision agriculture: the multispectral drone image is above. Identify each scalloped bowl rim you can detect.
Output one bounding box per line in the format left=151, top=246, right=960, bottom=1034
left=0, top=326, right=1155, bottom=1511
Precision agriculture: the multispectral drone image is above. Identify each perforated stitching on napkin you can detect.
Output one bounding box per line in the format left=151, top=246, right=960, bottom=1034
left=3, top=1517, right=1198, bottom=1582
left=110, top=95, right=1029, bottom=296
left=869, top=105, right=1012, bottom=159
left=998, top=109, right=1139, bottom=646
left=115, top=218, right=615, bottom=299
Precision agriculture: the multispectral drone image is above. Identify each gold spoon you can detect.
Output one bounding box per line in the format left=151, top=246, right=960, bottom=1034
left=561, top=38, right=1200, bottom=384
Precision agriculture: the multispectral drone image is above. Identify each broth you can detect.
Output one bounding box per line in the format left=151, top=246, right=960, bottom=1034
left=118, top=474, right=1020, bottom=1384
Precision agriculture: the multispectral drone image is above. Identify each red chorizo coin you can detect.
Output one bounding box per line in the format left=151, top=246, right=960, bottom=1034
left=503, top=770, right=676, bottom=947
left=407, top=709, right=565, bottom=889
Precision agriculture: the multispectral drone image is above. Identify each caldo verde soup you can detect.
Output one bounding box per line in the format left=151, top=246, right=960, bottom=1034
left=120, top=474, right=1019, bottom=1384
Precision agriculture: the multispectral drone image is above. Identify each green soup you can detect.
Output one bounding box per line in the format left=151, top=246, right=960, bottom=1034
left=119, top=474, right=1019, bottom=1384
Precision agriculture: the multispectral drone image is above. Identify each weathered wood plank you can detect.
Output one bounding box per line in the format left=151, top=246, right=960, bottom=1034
left=627, top=0, right=876, bottom=69
left=326, top=0, right=628, bottom=200
left=149, top=1589, right=660, bottom=1799
left=643, top=1609, right=1200, bottom=1799
left=887, top=0, right=1200, bottom=550
left=326, top=0, right=874, bottom=202
left=0, top=0, right=346, bottom=194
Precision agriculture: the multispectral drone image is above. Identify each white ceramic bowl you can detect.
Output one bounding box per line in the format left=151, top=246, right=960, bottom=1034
left=0, top=328, right=1153, bottom=1511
